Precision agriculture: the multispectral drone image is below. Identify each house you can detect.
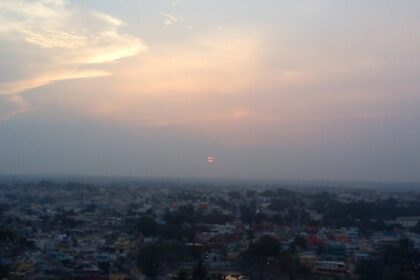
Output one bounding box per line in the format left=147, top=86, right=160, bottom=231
left=313, top=261, right=347, bottom=278
left=396, top=217, right=420, bottom=228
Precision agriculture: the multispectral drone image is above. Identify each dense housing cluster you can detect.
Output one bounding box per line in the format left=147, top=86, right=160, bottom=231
left=1, top=180, right=420, bottom=279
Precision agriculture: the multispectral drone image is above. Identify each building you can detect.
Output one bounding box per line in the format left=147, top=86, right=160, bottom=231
left=313, top=261, right=347, bottom=278
left=396, top=217, right=420, bottom=228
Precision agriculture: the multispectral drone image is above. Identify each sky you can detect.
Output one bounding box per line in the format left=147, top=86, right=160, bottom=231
left=0, top=0, right=420, bottom=182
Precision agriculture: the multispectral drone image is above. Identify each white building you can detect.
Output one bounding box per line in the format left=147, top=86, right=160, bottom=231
left=396, top=217, right=420, bottom=228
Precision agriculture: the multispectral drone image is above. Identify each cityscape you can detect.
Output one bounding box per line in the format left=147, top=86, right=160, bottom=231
left=1, top=0, right=420, bottom=279
left=1, top=178, right=420, bottom=279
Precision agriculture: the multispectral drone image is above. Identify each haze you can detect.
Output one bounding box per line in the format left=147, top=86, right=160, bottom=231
left=0, top=0, right=419, bottom=182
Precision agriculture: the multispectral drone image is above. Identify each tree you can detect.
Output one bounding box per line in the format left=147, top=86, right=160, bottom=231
left=411, top=222, right=420, bottom=234
left=355, top=260, right=384, bottom=280
left=137, top=216, right=158, bottom=237
left=174, top=269, right=188, bottom=280
left=137, top=242, right=190, bottom=279
left=191, top=260, right=208, bottom=280
left=98, top=262, right=110, bottom=274
left=293, top=235, right=307, bottom=250
left=240, top=204, right=256, bottom=224
left=268, top=198, right=292, bottom=212
left=249, top=235, right=280, bottom=258
left=199, top=210, right=232, bottom=225
left=0, top=264, right=10, bottom=279
left=136, top=244, right=165, bottom=279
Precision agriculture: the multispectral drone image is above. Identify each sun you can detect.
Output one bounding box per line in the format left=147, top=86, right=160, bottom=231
left=207, top=156, right=214, bottom=164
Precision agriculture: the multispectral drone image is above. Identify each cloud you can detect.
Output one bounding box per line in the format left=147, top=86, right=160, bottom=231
left=0, top=70, right=110, bottom=96
left=118, top=30, right=262, bottom=96
left=0, top=0, right=146, bottom=120
left=0, top=95, right=28, bottom=120
left=167, top=0, right=182, bottom=7
left=160, top=12, right=178, bottom=26
left=43, top=29, right=267, bottom=127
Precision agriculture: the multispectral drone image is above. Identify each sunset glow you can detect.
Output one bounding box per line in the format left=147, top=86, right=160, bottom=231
left=1, top=0, right=420, bottom=181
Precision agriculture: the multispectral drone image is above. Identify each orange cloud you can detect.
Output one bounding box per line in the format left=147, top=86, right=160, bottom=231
left=110, top=30, right=262, bottom=96
left=0, top=0, right=146, bottom=120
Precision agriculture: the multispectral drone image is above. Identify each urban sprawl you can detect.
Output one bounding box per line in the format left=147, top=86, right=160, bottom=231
left=1, top=180, right=420, bottom=279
